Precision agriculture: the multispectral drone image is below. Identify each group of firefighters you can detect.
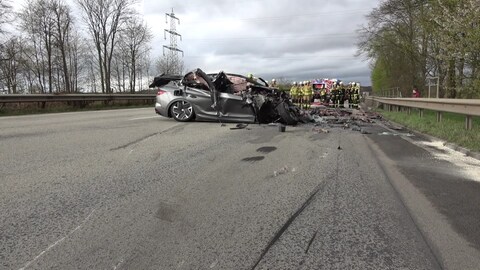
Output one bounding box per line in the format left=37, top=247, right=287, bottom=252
left=285, top=79, right=361, bottom=109
left=266, top=76, right=361, bottom=109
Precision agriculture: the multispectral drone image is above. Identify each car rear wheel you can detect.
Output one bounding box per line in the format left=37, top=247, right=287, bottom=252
left=170, top=100, right=195, bottom=122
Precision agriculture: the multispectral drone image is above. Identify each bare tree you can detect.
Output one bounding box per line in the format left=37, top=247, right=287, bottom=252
left=0, top=0, right=12, bottom=35
left=0, top=37, right=23, bottom=93
left=19, top=0, right=57, bottom=93
left=76, top=0, right=136, bottom=93
left=67, top=30, right=89, bottom=92
left=155, top=53, right=184, bottom=75
left=118, top=16, right=152, bottom=93
left=0, top=0, right=13, bottom=93
left=50, top=0, right=73, bottom=92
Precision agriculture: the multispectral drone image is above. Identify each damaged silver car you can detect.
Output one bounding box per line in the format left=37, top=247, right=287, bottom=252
left=149, top=68, right=299, bottom=125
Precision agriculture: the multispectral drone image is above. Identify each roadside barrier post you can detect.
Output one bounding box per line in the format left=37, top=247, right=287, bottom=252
left=465, top=116, right=473, bottom=130
left=436, top=112, right=443, bottom=122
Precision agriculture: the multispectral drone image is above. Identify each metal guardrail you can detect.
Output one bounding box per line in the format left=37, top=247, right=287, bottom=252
left=0, top=94, right=156, bottom=103
left=369, top=97, right=480, bottom=130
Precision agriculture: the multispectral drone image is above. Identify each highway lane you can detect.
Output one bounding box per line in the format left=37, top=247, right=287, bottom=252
left=1, top=108, right=479, bottom=269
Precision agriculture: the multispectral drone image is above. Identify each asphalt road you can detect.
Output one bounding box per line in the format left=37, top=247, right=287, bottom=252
left=1, top=108, right=479, bottom=270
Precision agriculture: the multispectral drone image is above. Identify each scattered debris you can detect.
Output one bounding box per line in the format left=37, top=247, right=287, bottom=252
left=351, top=126, right=361, bottom=132
left=230, top=123, right=249, bottom=130
left=274, top=165, right=290, bottom=177
left=312, top=115, right=325, bottom=123
left=360, top=129, right=371, bottom=134
left=312, top=127, right=329, bottom=134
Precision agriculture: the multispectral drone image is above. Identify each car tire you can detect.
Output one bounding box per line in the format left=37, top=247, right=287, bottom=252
left=170, top=100, right=195, bottom=122
left=276, top=101, right=299, bottom=125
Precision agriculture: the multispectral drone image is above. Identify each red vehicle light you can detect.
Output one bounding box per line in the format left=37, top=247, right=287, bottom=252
left=157, top=89, right=167, bottom=95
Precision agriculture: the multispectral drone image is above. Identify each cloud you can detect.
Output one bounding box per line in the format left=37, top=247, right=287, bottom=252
left=11, top=0, right=377, bottom=85
left=143, top=0, right=379, bottom=85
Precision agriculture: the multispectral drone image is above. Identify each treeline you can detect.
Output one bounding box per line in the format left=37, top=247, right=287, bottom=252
left=0, top=0, right=154, bottom=94
left=358, top=0, right=480, bottom=98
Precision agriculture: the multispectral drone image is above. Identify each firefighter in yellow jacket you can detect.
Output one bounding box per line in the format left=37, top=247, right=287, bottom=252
left=298, top=81, right=304, bottom=107
left=289, top=82, right=299, bottom=106
left=302, top=80, right=314, bottom=109
left=353, top=82, right=360, bottom=106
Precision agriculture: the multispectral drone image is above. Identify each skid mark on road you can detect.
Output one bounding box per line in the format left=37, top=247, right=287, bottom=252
left=250, top=158, right=335, bottom=269
left=110, top=124, right=183, bottom=151
left=18, top=209, right=96, bottom=270
left=305, top=230, right=318, bottom=254
left=110, top=132, right=159, bottom=151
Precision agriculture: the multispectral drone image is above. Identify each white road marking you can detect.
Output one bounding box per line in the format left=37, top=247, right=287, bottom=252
left=128, top=116, right=158, bottom=121
left=18, top=209, right=96, bottom=270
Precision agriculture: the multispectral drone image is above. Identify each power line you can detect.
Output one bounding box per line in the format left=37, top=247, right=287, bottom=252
left=184, top=33, right=358, bottom=41
left=181, top=8, right=373, bottom=24
left=184, top=55, right=359, bottom=59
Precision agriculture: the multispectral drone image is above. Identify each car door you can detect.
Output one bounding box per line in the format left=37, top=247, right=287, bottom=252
left=184, top=86, right=219, bottom=121
left=212, top=73, right=255, bottom=123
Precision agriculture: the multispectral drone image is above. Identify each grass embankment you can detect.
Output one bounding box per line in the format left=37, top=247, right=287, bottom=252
left=0, top=102, right=151, bottom=117
left=379, top=109, right=480, bottom=152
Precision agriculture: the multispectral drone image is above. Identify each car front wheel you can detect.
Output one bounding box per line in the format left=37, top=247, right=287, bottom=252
left=170, top=100, right=195, bottom=122
left=276, top=101, right=299, bottom=125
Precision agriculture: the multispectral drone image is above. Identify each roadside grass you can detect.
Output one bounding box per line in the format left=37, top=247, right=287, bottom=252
left=0, top=102, right=151, bottom=117
left=378, top=109, right=480, bottom=152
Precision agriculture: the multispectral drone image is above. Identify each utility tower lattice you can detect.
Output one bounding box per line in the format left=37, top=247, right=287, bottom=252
left=163, top=9, right=183, bottom=74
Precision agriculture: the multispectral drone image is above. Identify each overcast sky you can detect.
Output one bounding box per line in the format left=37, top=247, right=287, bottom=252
left=10, top=0, right=380, bottom=86
left=142, top=0, right=380, bottom=85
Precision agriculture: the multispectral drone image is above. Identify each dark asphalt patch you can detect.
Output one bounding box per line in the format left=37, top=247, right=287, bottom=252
left=370, top=134, right=480, bottom=251
left=256, top=147, right=277, bottom=154
left=242, top=156, right=265, bottom=162
left=155, top=202, right=177, bottom=222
